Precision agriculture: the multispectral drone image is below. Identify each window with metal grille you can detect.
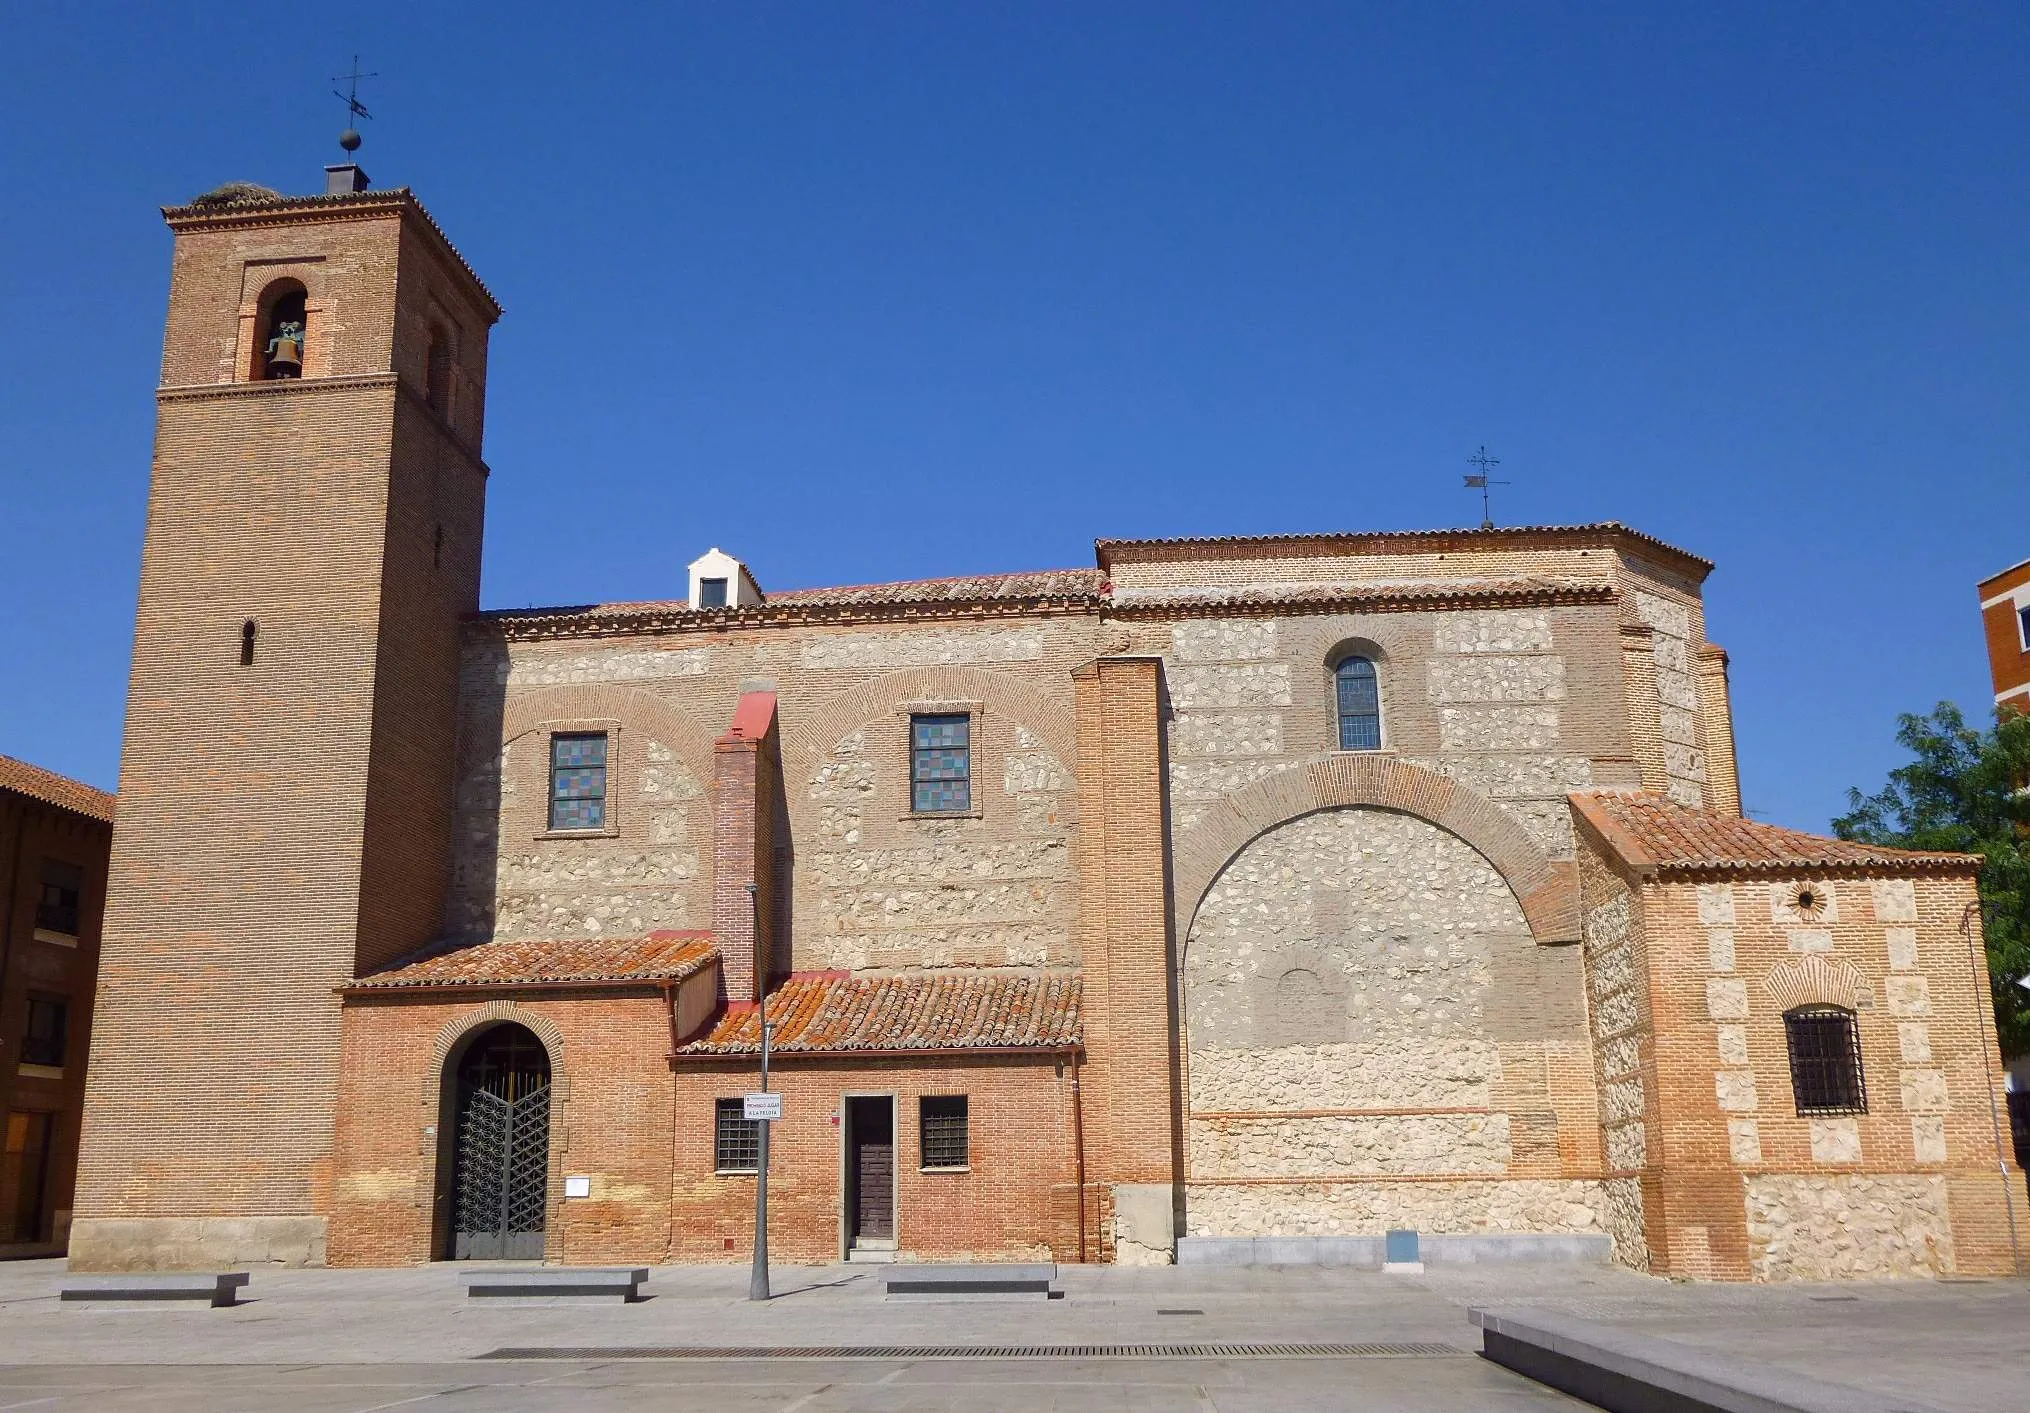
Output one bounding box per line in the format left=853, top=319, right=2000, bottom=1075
left=1334, top=655, right=1382, bottom=751
left=549, top=733, right=608, bottom=831
left=911, top=714, right=971, bottom=813
left=35, top=861, right=81, bottom=936
left=426, top=329, right=453, bottom=415
left=920, top=1095, right=969, bottom=1169
left=21, top=995, right=67, bottom=1069
left=714, top=1098, right=760, bottom=1173
left=1784, top=1006, right=1867, bottom=1115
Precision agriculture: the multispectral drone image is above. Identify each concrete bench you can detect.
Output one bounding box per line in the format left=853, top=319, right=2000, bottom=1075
left=59, top=1272, right=250, bottom=1307
left=1470, top=1307, right=1945, bottom=1413
left=460, top=1267, right=648, bottom=1303
left=881, top=1263, right=1060, bottom=1300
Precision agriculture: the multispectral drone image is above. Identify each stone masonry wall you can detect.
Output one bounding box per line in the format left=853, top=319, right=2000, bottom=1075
left=1182, top=806, right=1604, bottom=1240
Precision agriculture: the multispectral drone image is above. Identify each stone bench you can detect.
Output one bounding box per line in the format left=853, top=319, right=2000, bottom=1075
left=881, top=1263, right=1060, bottom=1300
left=1469, top=1306, right=1945, bottom=1413
left=460, top=1267, right=648, bottom=1303
left=59, top=1272, right=250, bottom=1307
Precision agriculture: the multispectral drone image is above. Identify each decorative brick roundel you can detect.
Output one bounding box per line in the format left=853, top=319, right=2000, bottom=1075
left=1171, top=754, right=1580, bottom=945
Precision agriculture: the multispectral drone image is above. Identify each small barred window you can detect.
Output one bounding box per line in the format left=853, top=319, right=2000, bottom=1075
left=1334, top=655, right=1382, bottom=751
left=715, top=1098, right=761, bottom=1173
left=911, top=714, right=971, bottom=814
left=549, top=733, right=608, bottom=831
left=920, top=1095, right=969, bottom=1170
left=1784, top=1006, right=1867, bottom=1115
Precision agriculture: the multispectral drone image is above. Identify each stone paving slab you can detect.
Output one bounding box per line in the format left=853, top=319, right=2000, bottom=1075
left=0, top=1259, right=2022, bottom=1411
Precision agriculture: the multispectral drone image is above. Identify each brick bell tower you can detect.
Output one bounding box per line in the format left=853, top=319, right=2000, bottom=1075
left=71, top=162, right=500, bottom=1269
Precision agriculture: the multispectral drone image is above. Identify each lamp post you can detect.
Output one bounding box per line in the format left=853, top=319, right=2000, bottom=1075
left=748, top=881, right=772, bottom=1301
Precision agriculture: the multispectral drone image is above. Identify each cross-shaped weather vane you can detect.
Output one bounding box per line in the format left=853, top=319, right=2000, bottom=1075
left=1464, top=445, right=1509, bottom=529
left=333, top=55, right=377, bottom=157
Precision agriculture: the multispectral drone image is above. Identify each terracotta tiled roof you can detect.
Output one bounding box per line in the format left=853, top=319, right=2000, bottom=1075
left=1570, top=791, right=1980, bottom=878
left=0, top=755, right=114, bottom=823
left=767, top=569, right=1103, bottom=607
left=1096, top=522, right=1712, bottom=575
left=350, top=931, right=718, bottom=990
left=680, top=971, right=1082, bottom=1055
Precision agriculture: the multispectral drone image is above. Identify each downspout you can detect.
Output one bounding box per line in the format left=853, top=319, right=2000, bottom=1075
left=661, top=978, right=682, bottom=1265
left=1959, top=900, right=2023, bottom=1275
left=1069, top=1045, right=1087, bottom=1264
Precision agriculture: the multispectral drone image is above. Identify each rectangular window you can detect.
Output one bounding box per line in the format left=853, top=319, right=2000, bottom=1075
left=2019, top=603, right=2030, bottom=652
left=911, top=714, right=971, bottom=814
left=714, top=1097, right=760, bottom=1173
left=1784, top=1007, right=1867, bottom=1115
left=21, top=995, right=67, bottom=1069
left=548, top=733, right=608, bottom=831
left=920, top=1095, right=969, bottom=1169
left=35, top=861, right=81, bottom=936
left=699, top=577, right=729, bottom=609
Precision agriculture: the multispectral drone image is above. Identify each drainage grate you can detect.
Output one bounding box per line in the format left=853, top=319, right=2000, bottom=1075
left=479, top=1343, right=1464, bottom=1361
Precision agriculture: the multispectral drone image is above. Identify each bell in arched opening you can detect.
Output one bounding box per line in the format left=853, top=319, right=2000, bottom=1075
left=262, top=288, right=308, bottom=379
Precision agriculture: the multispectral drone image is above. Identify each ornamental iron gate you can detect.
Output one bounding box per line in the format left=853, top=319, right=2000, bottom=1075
left=449, top=1024, right=552, bottom=1260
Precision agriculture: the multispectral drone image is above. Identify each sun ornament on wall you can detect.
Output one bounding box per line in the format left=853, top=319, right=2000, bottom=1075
left=1782, top=880, right=1832, bottom=925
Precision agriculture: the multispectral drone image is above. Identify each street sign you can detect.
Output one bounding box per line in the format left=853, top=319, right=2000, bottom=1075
left=743, top=1092, right=782, bottom=1121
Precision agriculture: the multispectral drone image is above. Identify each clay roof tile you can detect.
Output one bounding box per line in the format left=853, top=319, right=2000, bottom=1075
left=1569, top=791, right=1980, bottom=878
left=680, top=971, right=1082, bottom=1055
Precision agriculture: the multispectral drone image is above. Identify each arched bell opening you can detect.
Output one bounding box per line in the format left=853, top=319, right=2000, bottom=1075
left=439, top=1021, right=553, bottom=1260
left=254, top=279, right=309, bottom=380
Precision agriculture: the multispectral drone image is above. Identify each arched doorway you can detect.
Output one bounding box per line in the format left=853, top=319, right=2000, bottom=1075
left=446, top=1023, right=552, bottom=1260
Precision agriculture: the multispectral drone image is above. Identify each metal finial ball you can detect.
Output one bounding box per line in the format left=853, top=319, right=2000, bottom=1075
left=339, top=128, right=362, bottom=153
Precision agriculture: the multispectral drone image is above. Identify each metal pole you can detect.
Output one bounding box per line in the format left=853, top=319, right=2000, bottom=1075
left=748, top=882, right=772, bottom=1301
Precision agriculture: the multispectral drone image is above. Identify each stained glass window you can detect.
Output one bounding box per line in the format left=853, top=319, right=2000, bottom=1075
left=911, top=714, right=971, bottom=813
left=549, top=733, right=608, bottom=831
left=1335, top=656, right=1382, bottom=751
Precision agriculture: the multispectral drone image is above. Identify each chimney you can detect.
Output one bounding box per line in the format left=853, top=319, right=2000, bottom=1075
left=324, top=164, right=370, bottom=196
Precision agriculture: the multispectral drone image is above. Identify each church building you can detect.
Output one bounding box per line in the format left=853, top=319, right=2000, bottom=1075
left=71, top=171, right=2026, bottom=1281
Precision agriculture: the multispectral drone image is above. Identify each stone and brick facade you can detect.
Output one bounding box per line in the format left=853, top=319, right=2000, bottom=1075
left=70, top=175, right=2026, bottom=1279
left=0, top=756, right=114, bottom=1259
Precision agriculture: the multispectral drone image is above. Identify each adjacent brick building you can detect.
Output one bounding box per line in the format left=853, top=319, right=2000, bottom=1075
left=1979, top=556, right=2030, bottom=714
left=71, top=171, right=2027, bottom=1280
left=0, top=756, right=114, bottom=1258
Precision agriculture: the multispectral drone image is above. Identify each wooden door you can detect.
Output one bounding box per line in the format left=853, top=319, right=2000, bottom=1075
left=848, top=1097, right=894, bottom=1242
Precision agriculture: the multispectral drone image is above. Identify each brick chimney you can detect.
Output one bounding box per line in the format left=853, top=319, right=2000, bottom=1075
left=711, top=690, right=781, bottom=1004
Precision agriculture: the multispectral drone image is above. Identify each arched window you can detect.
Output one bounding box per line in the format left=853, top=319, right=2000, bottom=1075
left=255, top=280, right=308, bottom=381
left=1784, top=1005, right=1867, bottom=1114
left=1334, top=655, right=1382, bottom=751
left=425, top=327, right=453, bottom=415
left=239, top=619, right=257, bottom=666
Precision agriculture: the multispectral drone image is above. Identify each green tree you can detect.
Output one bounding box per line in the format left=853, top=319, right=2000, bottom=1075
left=1834, top=703, right=2030, bottom=1057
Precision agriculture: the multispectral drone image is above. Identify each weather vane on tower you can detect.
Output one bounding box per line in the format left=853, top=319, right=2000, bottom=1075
left=332, top=55, right=376, bottom=159
left=1464, top=445, right=1509, bottom=530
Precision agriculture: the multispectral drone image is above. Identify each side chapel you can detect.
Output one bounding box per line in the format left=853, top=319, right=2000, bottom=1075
left=71, top=170, right=2027, bottom=1281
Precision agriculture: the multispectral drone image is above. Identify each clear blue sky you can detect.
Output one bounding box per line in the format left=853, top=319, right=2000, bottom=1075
left=4, top=3, right=2026, bottom=832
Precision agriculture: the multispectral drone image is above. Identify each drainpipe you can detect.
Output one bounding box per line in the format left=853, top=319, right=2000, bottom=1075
left=1069, top=1045, right=1087, bottom=1264
left=1960, top=900, right=2024, bottom=1274
left=662, top=978, right=682, bottom=1265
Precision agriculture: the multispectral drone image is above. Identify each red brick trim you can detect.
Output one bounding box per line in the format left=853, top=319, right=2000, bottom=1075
left=1171, top=755, right=1580, bottom=945
left=1762, top=955, right=1870, bottom=1012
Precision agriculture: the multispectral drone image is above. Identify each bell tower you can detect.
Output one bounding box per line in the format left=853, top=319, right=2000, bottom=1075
left=72, top=175, right=500, bottom=1269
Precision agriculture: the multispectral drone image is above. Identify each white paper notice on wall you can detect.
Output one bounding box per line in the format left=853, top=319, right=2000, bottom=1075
left=744, top=1092, right=783, bottom=1121
left=564, top=1175, right=592, bottom=1199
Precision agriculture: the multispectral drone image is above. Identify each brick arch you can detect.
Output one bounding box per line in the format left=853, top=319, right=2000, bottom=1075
left=498, top=683, right=718, bottom=796
left=428, top=1000, right=568, bottom=1095
left=782, top=664, right=1080, bottom=789
left=1762, top=955, right=1869, bottom=1013
left=1173, top=754, right=1579, bottom=944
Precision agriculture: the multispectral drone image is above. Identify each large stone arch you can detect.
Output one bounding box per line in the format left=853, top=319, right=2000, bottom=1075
left=1172, top=754, right=1578, bottom=945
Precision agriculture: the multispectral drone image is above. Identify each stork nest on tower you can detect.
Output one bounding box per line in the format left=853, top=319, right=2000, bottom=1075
left=187, top=181, right=285, bottom=208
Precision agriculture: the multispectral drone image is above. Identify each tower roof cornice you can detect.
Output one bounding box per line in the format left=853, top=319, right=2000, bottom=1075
left=1094, top=521, right=1712, bottom=581
left=161, top=187, right=501, bottom=321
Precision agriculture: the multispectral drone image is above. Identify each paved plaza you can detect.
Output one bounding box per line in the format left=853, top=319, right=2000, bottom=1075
left=0, top=1259, right=2022, bottom=1411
